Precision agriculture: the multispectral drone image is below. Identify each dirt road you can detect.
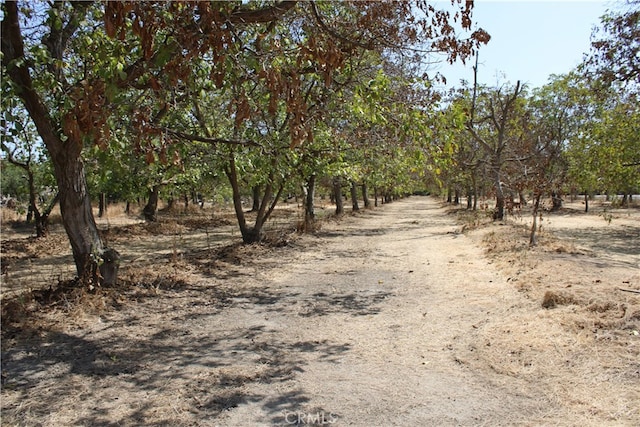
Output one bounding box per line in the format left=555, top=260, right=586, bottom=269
left=216, top=197, right=544, bottom=426
left=2, top=196, right=638, bottom=426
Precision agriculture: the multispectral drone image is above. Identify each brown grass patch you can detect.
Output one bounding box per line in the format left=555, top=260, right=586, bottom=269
left=541, top=290, right=583, bottom=309
left=1, top=279, right=123, bottom=342
left=453, top=204, right=640, bottom=421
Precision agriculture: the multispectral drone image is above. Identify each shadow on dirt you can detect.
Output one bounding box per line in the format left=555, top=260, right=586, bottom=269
left=1, top=321, right=350, bottom=425
left=1, top=263, right=369, bottom=425
left=553, top=225, right=640, bottom=266
left=299, top=291, right=392, bottom=317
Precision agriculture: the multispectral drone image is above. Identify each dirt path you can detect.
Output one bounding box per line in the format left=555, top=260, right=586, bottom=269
left=2, top=197, right=638, bottom=426
left=217, top=197, right=543, bottom=426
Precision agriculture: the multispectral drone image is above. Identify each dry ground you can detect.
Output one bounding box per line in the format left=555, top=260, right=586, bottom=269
left=1, top=196, right=639, bottom=426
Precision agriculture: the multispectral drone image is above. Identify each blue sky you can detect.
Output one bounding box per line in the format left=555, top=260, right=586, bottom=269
left=432, top=0, right=613, bottom=89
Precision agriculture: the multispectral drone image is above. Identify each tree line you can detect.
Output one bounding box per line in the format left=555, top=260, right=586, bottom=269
left=2, top=1, right=638, bottom=286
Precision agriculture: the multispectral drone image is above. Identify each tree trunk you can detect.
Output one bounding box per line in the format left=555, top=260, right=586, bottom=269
left=98, top=192, right=107, bottom=218
left=251, top=185, right=261, bottom=212
left=143, top=185, right=159, bottom=222
left=22, top=167, right=46, bottom=235
left=518, top=191, right=527, bottom=206
left=472, top=174, right=478, bottom=210
left=361, top=183, right=371, bottom=208
left=3, top=152, right=51, bottom=236
left=183, top=193, right=189, bottom=211
left=57, top=153, right=119, bottom=284
left=303, top=174, right=316, bottom=231
left=350, top=181, right=359, bottom=212
left=225, top=155, right=253, bottom=242
left=551, top=191, right=562, bottom=211
left=493, top=166, right=505, bottom=220
left=529, top=193, right=542, bottom=247
left=225, top=154, right=284, bottom=244
left=2, top=2, right=118, bottom=285
left=584, top=193, right=589, bottom=213
left=252, top=180, right=274, bottom=241
left=35, top=193, right=59, bottom=238
left=333, top=177, right=344, bottom=215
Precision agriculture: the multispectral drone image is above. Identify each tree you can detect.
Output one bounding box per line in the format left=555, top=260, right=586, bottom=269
left=1, top=89, right=59, bottom=236
left=464, top=78, right=526, bottom=220
left=2, top=2, right=123, bottom=284
left=562, top=72, right=640, bottom=210
left=585, top=1, right=639, bottom=92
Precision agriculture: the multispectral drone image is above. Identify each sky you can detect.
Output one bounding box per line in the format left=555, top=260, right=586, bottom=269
left=431, top=0, right=615, bottom=89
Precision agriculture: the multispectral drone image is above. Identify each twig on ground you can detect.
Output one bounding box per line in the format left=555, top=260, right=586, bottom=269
left=618, top=288, right=640, bottom=294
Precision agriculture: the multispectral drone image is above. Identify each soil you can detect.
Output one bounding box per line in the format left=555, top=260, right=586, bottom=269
left=1, top=196, right=639, bottom=426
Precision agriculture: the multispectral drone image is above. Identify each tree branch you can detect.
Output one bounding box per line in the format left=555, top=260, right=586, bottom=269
left=309, top=1, right=372, bottom=49
left=228, top=1, right=298, bottom=24
left=161, top=127, right=260, bottom=147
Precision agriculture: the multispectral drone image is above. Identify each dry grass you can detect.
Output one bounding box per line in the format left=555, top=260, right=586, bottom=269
left=449, top=202, right=640, bottom=423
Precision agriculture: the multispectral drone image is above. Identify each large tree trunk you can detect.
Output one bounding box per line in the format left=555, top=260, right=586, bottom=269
left=56, top=155, right=119, bottom=284
left=2, top=2, right=118, bottom=285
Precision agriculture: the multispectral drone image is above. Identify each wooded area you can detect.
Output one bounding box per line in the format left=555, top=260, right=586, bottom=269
left=2, top=2, right=640, bottom=425
left=2, top=0, right=639, bottom=287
